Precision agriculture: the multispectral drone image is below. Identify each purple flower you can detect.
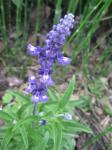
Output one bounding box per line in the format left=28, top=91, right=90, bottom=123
left=27, top=76, right=38, bottom=94
left=39, top=119, right=46, bottom=126
left=40, top=73, right=54, bottom=86
left=32, top=94, right=48, bottom=103
left=57, top=56, right=71, bottom=66
left=45, top=13, right=74, bottom=49
left=27, top=14, right=75, bottom=105
left=27, top=76, right=48, bottom=103
left=27, top=44, right=42, bottom=56
left=64, top=113, right=73, bottom=120
left=57, top=52, right=71, bottom=65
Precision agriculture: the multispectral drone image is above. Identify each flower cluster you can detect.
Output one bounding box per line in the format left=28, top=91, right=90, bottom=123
left=27, top=13, right=75, bottom=103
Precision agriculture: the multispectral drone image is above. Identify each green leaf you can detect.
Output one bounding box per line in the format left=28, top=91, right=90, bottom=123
left=12, top=116, right=34, bottom=132
left=14, top=142, right=26, bottom=150
left=62, top=120, right=93, bottom=134
left=2, top=93, right=13, bottom=104
left=53, top=122, right=62, bottom=150
left=0, top=127, right=8, bottom=140
left=17, top=102, right=32, bottom=118
left=7, top=90, right=30, bottom=103
left=28, top=128, right=42, bottom=143
left=58, top=75, right=76, bottom=109
left=47, top=89, right=58, bottom=101
left=53, top=0, right=62, bottom=24
left=68, top=99, right=85, bottom=107
left=81, top=126, right=112, bottom=149
left=1, top=128, right=14, bottom=150
left=63, top=136, right=76, bottom=150
left=11, top=0, right=23, bottom=8
left=0, top=110, right=13, bottom=122
left=19, top=125, right=28, bottom=149
left=37, top=131, right=49, bottom=150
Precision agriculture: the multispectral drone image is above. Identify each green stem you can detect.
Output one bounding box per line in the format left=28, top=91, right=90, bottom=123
left=32, top=102, right=38, bottom=116
left=32, top=102, right=38, bottom=128
left=0, top=0, right=8, bottom=47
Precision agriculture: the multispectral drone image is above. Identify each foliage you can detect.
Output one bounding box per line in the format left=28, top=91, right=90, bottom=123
left=0, top=0, right=112, bottom=149
left=0, top=76, right=93, bottom=149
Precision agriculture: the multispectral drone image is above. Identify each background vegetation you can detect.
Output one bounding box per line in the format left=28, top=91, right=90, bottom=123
left=0, top=0, right=112, bottom=149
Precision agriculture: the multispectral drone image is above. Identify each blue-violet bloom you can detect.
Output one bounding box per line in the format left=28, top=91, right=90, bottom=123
left=39, top=119, right=46, bottom=126
left=27, top=13, right=75, bottom=105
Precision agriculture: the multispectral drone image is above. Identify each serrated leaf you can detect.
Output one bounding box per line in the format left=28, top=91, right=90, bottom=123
left=62, top=120, right=93, bottom=134
left=53, top=122, right=62, bottom=150
left=11, top=0, right=23, bottom=8
left=58, top=75, right=76, bottom=109
left=0, top=110, right=13, bottom=122
left=19, top=125, right=28, bottom=149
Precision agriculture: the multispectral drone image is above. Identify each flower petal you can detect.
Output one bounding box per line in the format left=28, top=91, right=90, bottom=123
left=32, top=95, right=39, bottom=103
left=40, top=95, right=48, bottom=102
left=64, top=113, right=73, bottom=120
left=28, top=75, right=37, bottom=83
left=27, top=44, right=41, bottom=56
left=41, top=74, right=54, bottom=86
left=58, top=56, right=71, bottom=65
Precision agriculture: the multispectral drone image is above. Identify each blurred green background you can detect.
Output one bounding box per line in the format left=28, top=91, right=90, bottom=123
left=0, top=0, right=112, bottom=78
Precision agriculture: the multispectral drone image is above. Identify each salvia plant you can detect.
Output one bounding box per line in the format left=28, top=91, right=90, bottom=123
left=0, top=14, right=93, bottom=150
left=27, top=13, right=74, bottom=115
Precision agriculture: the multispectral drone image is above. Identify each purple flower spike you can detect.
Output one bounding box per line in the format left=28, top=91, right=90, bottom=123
left=27, top=76, right=38, bottom=94
left=27, top=13, right=75, bottom=107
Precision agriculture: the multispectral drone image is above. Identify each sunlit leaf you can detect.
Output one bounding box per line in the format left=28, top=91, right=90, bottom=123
left=2, top=93, right=13, bottom=104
